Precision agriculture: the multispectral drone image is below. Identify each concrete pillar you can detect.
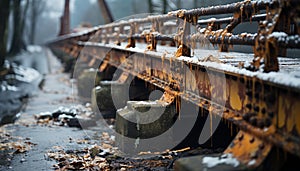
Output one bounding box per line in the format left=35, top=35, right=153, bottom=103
left=115, top=100, right=176, bottom=154
left=91, top=72, right=152, bottom=118
left=91, top=80, right=129, bottom=117
left=77, top=68, right=102, bottom=101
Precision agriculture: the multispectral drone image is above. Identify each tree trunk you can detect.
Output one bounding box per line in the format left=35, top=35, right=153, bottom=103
left=132, top=0, right=138, bottom=14
left=162, top=0, right=167, bottom=14
left=9, top=0, right=29, bottom=55
left=148, top=0, right=153, bottom=13
left=59, top=0, right=71, bottom=35
left=29, top=0, right=44, bottom=44
left=29, top=12, right=37, bottom=44
left=20, top=0, right=29, bottom=40
left=194, top=0, right=197, bottom=8
left=177, top=0, right=181, bottom=9
left=97, top=0, right=113, bottom=24
left=0, top=0, right=10, bottom=68
left=29, top=0, right=37, bottom=44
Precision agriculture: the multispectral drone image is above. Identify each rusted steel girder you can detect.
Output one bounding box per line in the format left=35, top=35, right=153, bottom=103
left=47, top=0, right=300, bottom=164
left=84, top=33, right=299, bottom=49
left=73, top=42, right=300, bottom=158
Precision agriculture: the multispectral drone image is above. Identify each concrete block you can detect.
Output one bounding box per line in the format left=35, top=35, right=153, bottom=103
left=91, top=81, right=128, bottom=114
left=115, top=100, right=176, bottom=154
left=77, top=68, right=102, bottom=101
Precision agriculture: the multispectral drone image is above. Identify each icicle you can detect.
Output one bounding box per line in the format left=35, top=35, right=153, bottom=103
left=135, top=137, right=140, bottom=149
left=210, top=111, right=213, bottom=147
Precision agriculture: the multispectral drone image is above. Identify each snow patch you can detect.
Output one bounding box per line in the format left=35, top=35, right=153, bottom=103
left=202, top=153, right=240, bottom=168
left=0, top=82, right=19, bottom=92
left=248, top=159, right=256, bottom=166
left=268, top=32, right=288, bottom=38
left=135, top=101, right=160, bottom=105
left=135, top=137, right=140, bottom=148
left=27, top=45, right=42, bottom=53
left=110, top=135, right=115, bottom=142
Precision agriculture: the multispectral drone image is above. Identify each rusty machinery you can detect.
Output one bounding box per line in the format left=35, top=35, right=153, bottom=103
left=48, top=0, right=300, bottom=169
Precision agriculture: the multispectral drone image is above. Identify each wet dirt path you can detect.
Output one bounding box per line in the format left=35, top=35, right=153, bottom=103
left=0, top=49, right=114, bottom=171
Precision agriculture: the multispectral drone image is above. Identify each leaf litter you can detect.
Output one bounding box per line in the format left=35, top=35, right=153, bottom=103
left=2, top=103, right=222, bottom=170
left=45, top=129, right=223, bottom=171
left=0, top=126, right=37, bottom=166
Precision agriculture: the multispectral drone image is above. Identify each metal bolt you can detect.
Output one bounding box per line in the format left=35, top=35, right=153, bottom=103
left=250, top=137, right=255, bottom=143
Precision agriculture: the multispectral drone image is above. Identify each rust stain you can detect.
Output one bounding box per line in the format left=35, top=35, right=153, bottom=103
left=295, top=101, right=300, bottom=135
left=278, top=95, right=288, bottom=129
left=230, top=81, right=242, bottom=111
left=225, top=131, right=272, bottom=168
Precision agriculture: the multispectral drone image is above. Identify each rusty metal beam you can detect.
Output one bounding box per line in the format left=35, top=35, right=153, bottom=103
left=47, top=0, right=300, bottom=160
left=175, top=0, right=280, bottom=18
left=197, top=14, right=267, bottom=26
left=70, top=42, right=300, bottom=157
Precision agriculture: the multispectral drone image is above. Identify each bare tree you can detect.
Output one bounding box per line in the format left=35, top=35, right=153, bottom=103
left=194, top=0, right=197, bottom=8
left=0, top=0, right=10, bottom=68
left=9, top=0, right=30, bottom=55
left=177, top=0, right=181, bottom=9
left=58, top=0, right=70, bottom=36
left=148, top=0, right=168, bottom=14
left=97, top=0, right=113, bottom=24
left=162, top=0, right=167, bottom=14
left=148, top=0, right=154, bottom=13
left=132, top=0, right=138, bottom=14
left=28, top=0, right=45, bottom=44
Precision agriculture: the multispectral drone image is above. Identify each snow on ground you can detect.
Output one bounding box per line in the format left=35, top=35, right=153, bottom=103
left=26, top=45, right=43, bottom=53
